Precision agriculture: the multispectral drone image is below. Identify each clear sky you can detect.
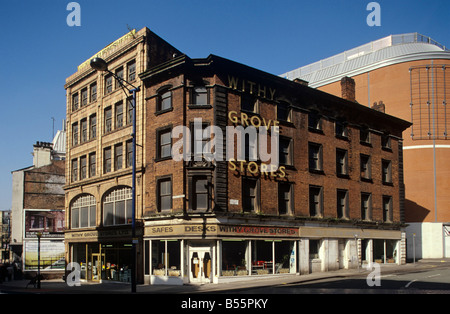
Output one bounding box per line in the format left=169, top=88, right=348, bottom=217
left=0, top=0, right=449, bottom=210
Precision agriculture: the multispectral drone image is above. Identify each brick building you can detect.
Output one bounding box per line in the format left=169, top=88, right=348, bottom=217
left=64, top=28, right=410, bottom=285
left=140, top=54, right=410, bottom=284
left=282, top=33, right=450, bottom=259
left=11, top=138, right=65, bottom=275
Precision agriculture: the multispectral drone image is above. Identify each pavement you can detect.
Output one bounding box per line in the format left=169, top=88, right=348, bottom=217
left=1, top=258, right=449, bottom=295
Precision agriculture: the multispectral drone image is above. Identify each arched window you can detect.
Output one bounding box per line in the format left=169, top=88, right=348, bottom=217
left=103, top=187, right=132, bottom=226
left=157, top=86, right=172, bottom=112
left=71, top=194, right=96, bottom=229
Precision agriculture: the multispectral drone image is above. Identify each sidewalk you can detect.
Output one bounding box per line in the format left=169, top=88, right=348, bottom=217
left=1, top=259, right=449, bottom=294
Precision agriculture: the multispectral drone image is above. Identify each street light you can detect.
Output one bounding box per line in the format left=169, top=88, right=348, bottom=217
left=90, top=57, right=140, bottom=293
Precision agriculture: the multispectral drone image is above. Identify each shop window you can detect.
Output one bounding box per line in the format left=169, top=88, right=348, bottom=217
left=222, top=240, right=248, bottom=276
left=71, top=194, right=96, bottom=229
left=103, top=187, right=132, bottom=226
left=275, top=241, right=295, bottom=274
left=252, top=240, right=273, bottom=275
left=151, top=240, right=181, bottom=277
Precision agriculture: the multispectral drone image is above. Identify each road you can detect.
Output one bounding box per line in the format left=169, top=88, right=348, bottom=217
left=226, top=263, right=450, bottom=294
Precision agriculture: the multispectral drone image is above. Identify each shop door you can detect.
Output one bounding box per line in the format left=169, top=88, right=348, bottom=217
left=189, top=248, right=212, bottom=284
left=91, top=254, right=105, bottom=281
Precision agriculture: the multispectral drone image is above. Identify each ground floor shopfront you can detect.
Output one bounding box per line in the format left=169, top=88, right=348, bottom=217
left=143, top=219, right=406, bottom=285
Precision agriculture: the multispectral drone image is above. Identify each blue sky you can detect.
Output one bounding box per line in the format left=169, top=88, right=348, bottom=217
left=0, top=0, right=449, bottom=210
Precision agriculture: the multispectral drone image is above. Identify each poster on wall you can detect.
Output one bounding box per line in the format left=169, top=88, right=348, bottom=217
left=24, top=209, right=65, bottom=239
left=24, top=240, right=65, bottom=270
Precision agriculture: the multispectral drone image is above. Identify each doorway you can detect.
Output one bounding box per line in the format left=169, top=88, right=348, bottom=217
left=91, top=253, right=105, bottom=281
left=189, top=247, right=212, bottom=284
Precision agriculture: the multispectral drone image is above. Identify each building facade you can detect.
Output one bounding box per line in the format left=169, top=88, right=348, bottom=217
left=65, top=28, right=410, bottom=285
left=140, top=54, right=410, bottom=284
left=10, top=139, right=66, bottom=276
left=282, top=33, right=450, bottom=259
left=63, top=28, right=181, bottom=283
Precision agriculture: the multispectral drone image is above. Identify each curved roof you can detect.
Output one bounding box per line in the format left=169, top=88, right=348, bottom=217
left=281, top=33, right=450, bottom=88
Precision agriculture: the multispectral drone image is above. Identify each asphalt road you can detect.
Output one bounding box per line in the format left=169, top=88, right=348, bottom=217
left=229, top=264, right=450, bottom=294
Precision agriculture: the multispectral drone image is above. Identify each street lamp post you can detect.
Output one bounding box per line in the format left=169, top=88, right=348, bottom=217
left=90, top=57, right=140, bottom=293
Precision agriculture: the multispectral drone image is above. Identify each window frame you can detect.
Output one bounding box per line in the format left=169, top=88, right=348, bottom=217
left=156, top=176, right=172, bottom=212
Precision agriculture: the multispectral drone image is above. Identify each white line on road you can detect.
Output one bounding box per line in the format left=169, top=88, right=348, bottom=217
left=405, top=279, right=417, bottom=288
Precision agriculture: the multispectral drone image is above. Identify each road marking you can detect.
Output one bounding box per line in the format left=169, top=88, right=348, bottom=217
left=405, top=279, right=417, bottom=288
left=427, top=274, right=441, bottom=278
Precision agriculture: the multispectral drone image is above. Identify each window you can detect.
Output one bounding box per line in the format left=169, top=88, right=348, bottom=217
left=72, top=159, right=78, bottom=182
left=128, top=60, right=136, bottom=82
left=382, top=134, right=392, bottom=150
left=279, top=137, right=293, bottom=166
left=382, top=160, right=392, bottom=184
left=126, top=140, right=133, bottom=168
left=361, top=193, right=372, bottom=220
left=80, top=155, right=87, bottom=180
left=90, top=82, right=97, bottom=102
left=241, top=94, right=257, bottom=113
left=309, top=240, right=320, bottom=259
left=360, top=154, right=372, bottom=180
left=243, top=178, right=258, bottom=212
left=72, top=122, right=79, bottom=146
left=157, top=128, right=172, bottom=160
left=80, top=119, right=87, bottom=143
left=157, top=177, right=172, bottom=211
left=309, top=142, right=323, bottom=172
left=89, top=114, right=97, bottom=139
left=192, top=86, right=208, bottom=105
left=336, top=149, right=348, bottom=176
left=81, top=88, right=88, bottom=107
left=115, top=101, right=123, bottom=128
left=104, top=107, right=112, bottom=133
left=277, top=101, right=291, bottom=122
left=308, top=112, right=322, bottom=131
left=335, top=121, right=348, bottom=138
left=309, top=186, right=323, bottom=217
left=105, top=74, right=113, bottom=94
left=244, top=132, right=258, bottom=161
left=104, top=147, right=112, bottom=174
left=126, top=98, right=133, bottom=125
left=103, top=187, right=132, bottom=226
left=71, top=195, right=96, bottom=229
left=383, top=196, right=393, bottom=222
left=114, top=143, right=123, bottom=171
left=115, top=67, right=124, bottom=89
left=89, top=152, right=96, bottom=177
left=193, top=176, right=209, bottom=211
left=191, top=122, right=210, bottom=160
left=337, top=189, right=349, bottom=219
left=72, top=93, right=79, bottom=111
left=278, top=183, right=293, bottom=215
left=360, top=128, right=371, bottom=144
left=157, top=88, right=172, bottom=112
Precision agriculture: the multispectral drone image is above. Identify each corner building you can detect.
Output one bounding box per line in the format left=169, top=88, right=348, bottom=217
left=64, top=28, right=410, bottom=285
left=140, top=52, right=410, bottom=284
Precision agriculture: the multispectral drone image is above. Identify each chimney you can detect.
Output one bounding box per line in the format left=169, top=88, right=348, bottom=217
left=371, top=101, right=385, bottom=113
left=340, top=76, right=356, bottom=102
left=33, top=141, right=53, bottom=168
left=293, top=78, right=309, bottom=86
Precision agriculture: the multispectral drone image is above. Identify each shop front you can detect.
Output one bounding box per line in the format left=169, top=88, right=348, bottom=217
left=66, top=227, right=142, bottom=283
left=143, top=221, right=299, bottom=285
